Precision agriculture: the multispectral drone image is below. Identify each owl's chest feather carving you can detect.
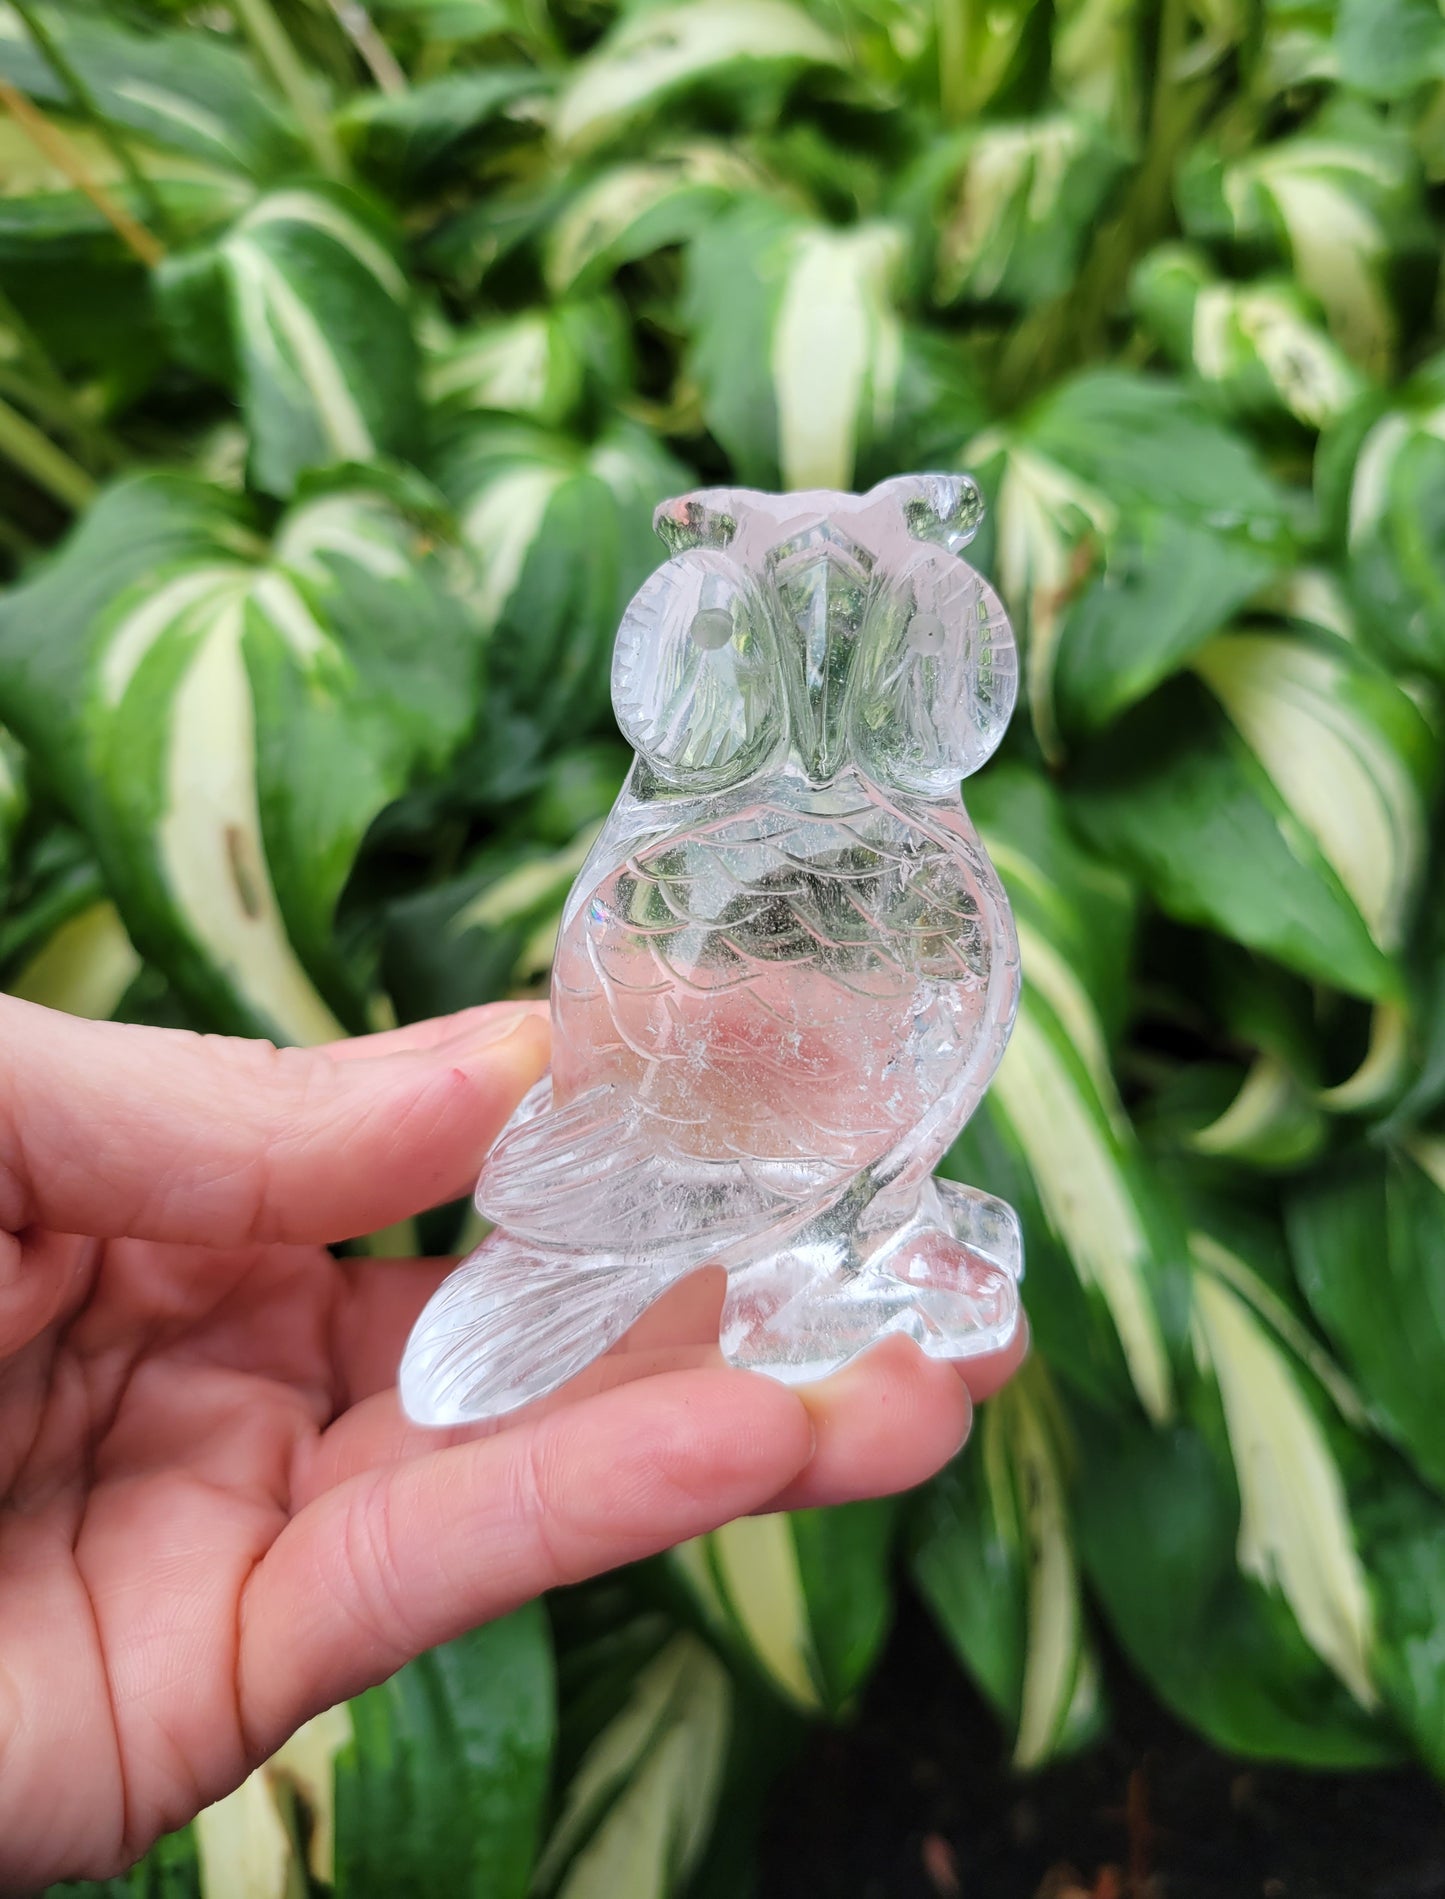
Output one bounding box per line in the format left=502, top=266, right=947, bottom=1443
left=550, top=790, right=993, bottom=1164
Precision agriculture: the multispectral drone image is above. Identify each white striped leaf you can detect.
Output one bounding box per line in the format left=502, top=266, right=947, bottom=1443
left=1074, top=627, right=1437, bottom=1001
left=1133, top=244, right=1368, bottom=429
left=424, top=297, right=631, bottom=428
left=0, top=5, right=302, bottom=178
left=915, top=114, right=1129, bottom=310
left=970, top=370, right=1294, bottom=752
left=950, top=764, right=1186, bottom=1422
left=671, top=1500, right=896, bottom=1717
left=1178, top=112, right=1427, bottom=375
left=0, top=471, right=482, bottom=1040
left=913, top=1358, right=1105, bottom=1768
left=1191, top=1232, right=1379, bottom=1709
left=167, top=187, right=422, bottom=499
left=1071, top=1211, right=1398, bottom=1767
left=686, top=202, right=975, bottom=492
left=1191, top=627, right=1435, bottom=958
left=434, top=417, right=693, bottom=737
left=1327, top=353, right=1445, bottom=679
left=544, top=145, right=765, bottom=294
left=553, top=0, right=844, bottom=152
left=0, top=113, right=252, bottom=268
left=533, top=1634, right=731, bottom=1899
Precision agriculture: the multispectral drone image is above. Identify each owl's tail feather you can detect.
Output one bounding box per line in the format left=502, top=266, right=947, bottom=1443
left=399, top=1235, right=677, bottom=1426
left=718, top=1181, right=1022, bottom=1385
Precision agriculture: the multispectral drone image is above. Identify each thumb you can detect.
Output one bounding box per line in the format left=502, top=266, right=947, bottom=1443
left=0, top=997, right=549, bottom=1248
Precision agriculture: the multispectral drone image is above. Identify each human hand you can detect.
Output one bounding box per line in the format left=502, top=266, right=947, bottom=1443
left=0, top=995, right=1025, bottom=1889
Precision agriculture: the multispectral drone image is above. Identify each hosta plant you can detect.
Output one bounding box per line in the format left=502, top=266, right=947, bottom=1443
left=3, top=0, right=1445, bottom=1889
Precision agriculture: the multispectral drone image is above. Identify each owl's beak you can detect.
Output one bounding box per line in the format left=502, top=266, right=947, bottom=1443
left=768, top=531, right=874, bottom=783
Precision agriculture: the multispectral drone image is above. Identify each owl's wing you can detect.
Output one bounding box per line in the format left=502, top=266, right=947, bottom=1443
left=478, top=1078, right=849, bottom=1260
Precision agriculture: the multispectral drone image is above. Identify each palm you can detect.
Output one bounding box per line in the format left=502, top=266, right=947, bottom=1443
left=0, top=998, right=1022, bottom=1888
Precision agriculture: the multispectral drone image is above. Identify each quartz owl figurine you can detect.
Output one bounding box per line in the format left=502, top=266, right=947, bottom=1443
left=400, top=473, right=1023, bottom=1426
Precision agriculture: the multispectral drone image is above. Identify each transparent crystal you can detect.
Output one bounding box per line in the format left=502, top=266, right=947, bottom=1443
left=401, top=474, right=1023, bottom=1426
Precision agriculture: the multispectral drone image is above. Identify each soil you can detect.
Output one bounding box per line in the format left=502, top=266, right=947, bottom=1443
left=755, top=1595, right=1445, bottom=1899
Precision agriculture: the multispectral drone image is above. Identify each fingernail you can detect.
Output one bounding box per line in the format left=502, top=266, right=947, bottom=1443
left=455, top=1006, right=547, bottom=1053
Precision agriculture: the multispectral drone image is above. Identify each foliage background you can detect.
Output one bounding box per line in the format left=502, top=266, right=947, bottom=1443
left=2, top=0, right=1445, bottom=1888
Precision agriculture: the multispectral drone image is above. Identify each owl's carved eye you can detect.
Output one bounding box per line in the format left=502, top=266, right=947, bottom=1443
left=613, top=549, right=784, bottom=789
left=850, top=547, right=1017, bottom=793
left=688, top=606, right=736, bottom=650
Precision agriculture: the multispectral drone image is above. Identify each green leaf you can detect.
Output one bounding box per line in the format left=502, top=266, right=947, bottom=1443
left=1177, top=108, right=1428, bottom=376
left=543, top=145, right=765, bottom=294
left=533, top=1632, right=731, bottom=1899
left=337, top=69, right=548, bottom=189
left=1072, top=628, right=1436, bottom=1000
left=0, top=471, right=482, bottom=1039
left=0, top=722, right=22, bottom=898
left=334, top=1606, right=553, bottom=1898
left=382, top=822, right=605, bottom=1018
left=954, top=764, right=1188, bottom=1422
left=433, top=417, right=693, bottom=739
left=0, top=6, right=303, bottom=178
left=0, top=116, right=251, bottom=273
left=672, top=1502, right=897, bottom=1717
left=1288, top=1141, right=1445, bottom=1499
left=972, top=369, right=1296, bottom=753
left=424, top=297, right=632, bottom=429
left=1132, top=244, right=1368, bottom=429
left=913, top=1359, right=1105, bottom=1768
left=1333, top=0, right=1445, bottom=98
left=1328, top=356, right=1445, bottom=679
left=553, top=0, right=845, bottom=152
left=687, top=201, right=940, bottom=491
left=912, top=114, right=1129, bottom=311
left=166, top=187, right=422, bottom=499
left=1073, top=1401, right=1396, bottom=1766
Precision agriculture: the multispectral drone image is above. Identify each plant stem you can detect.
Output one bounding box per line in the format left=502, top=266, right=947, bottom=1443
left=0, top=284, right=126, bottom=469
left=8, top=0, right=174, bottom=239
left=229, top=0, right=349, bottom=179
left=326, top=0, right=407, bottom=93
left=0, top=78, right=165, bottom=266
left=0, top=392, right=97, bottom=509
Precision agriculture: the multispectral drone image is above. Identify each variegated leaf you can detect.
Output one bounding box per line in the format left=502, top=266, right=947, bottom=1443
left=671, top=1501, right=896, bottom=1717
left=0, top=472, right=482, bottom=1040
left=950, top=764, right=1186, bottom=1422
left=1325, top=352, right=1445, bottom=679
left=1178, top=108, right=1428, bottom=375
left=424, top=296, right=631, bottom=428
left=433, top=417, right=693, bottom=737
left=164, top=187, right=422, bottom=499
left=1074, top=627, right=1437, bottom=1000
left=686, top=201, right=976, bottom=493
left=1191, top=1233, right=1379, bottom=1709
left=533, top=1635, right=730, bottom=1899
left=544, top=144, right=765, bottom=294
left=970, top=370, right=1293, bottom=751
left=0, top=4, right=301, bottom=178
left=1133, top=244, right=1368, bottom=428
left=913, top=1359, right=1105, bottom=1768
left=553, top=0, right=844, bottom=152
left=916, top=114, right=1128, bottom=311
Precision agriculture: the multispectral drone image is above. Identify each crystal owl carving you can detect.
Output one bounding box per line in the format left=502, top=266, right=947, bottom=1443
left=401, top=473, right=1023, bottom=1426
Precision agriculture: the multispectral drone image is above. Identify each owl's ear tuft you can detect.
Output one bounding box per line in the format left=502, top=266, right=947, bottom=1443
left=653, top=491, right=739, bottom=555
left=868, top=472, right=985, bottom=555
